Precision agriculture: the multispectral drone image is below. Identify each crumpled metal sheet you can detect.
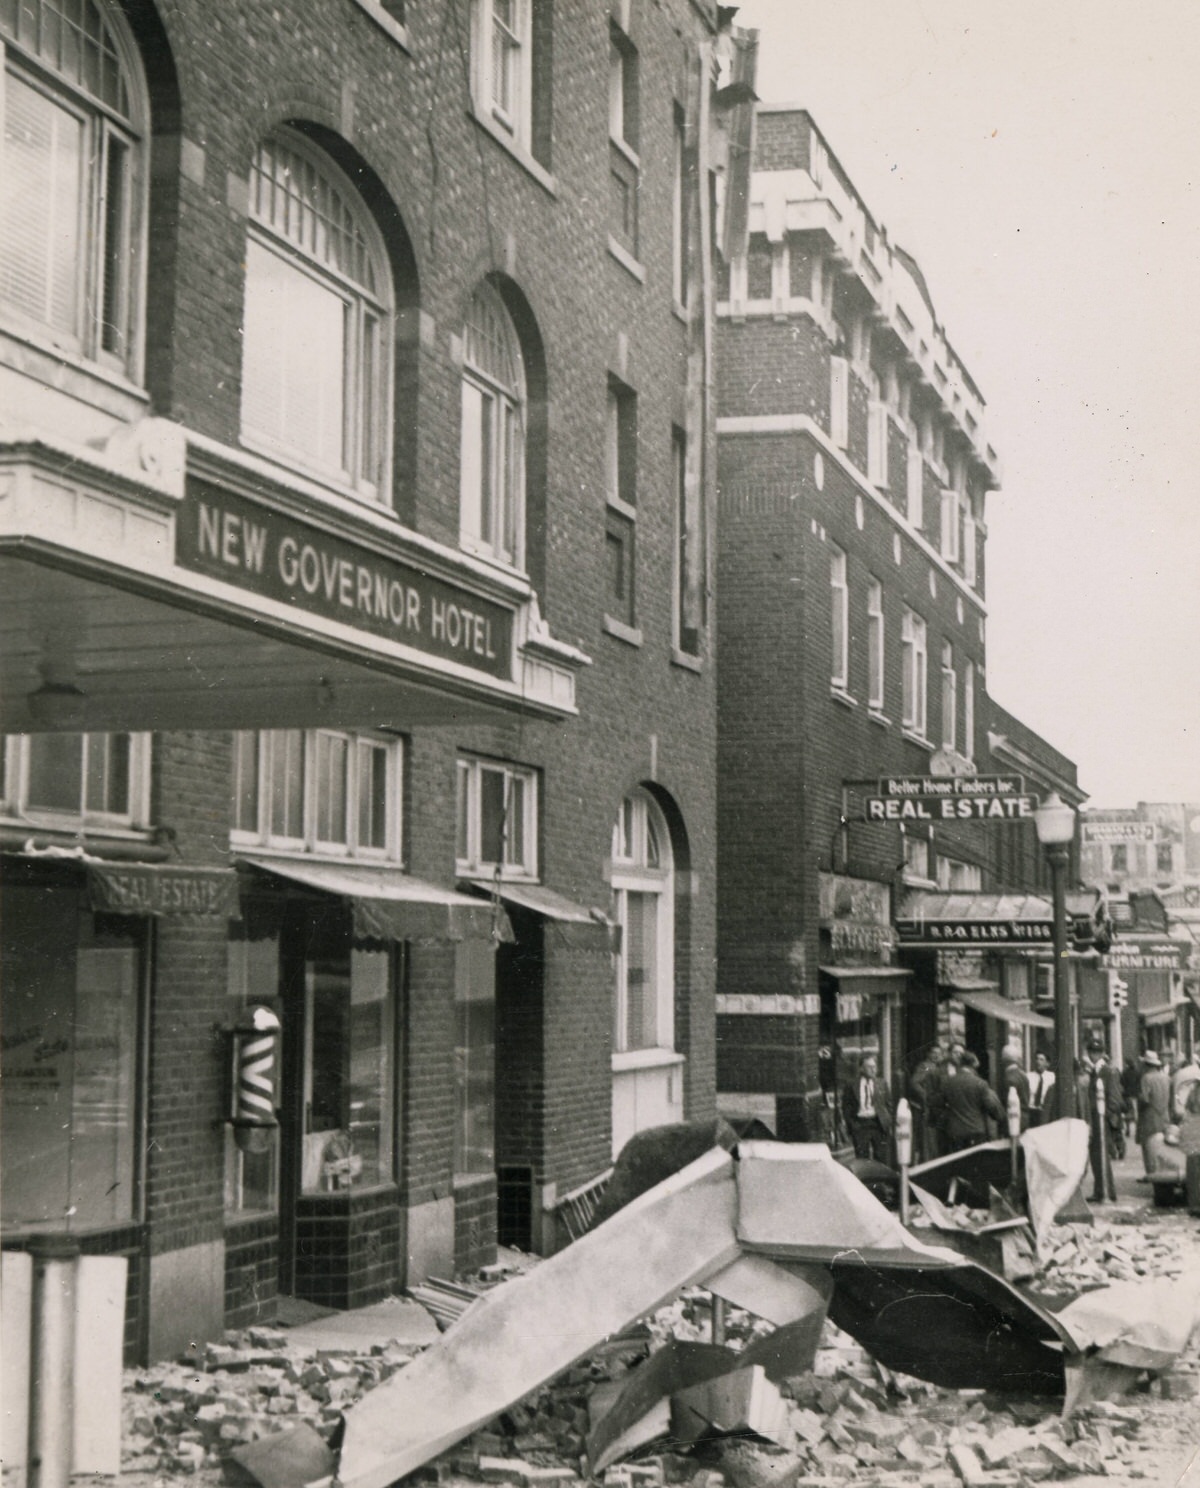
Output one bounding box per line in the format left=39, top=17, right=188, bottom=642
left=1055, top=1277, right=1200, bottom=1371
left=1020, top=1118, right=1091, bottom=1246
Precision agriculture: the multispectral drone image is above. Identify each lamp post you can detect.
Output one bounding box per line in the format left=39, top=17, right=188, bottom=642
left=1034, top=791, right=1077, bottom=1120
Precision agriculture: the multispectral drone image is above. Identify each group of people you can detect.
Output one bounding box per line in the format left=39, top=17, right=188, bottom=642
left=839, top=1040, right=1200, bottom=1205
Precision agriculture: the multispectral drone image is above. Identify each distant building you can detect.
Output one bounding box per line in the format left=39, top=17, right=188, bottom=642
left=713, top=106, right=1087, bottom=1133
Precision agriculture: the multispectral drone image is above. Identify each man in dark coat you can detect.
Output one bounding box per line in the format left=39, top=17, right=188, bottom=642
left=908, top=1042, right=948, bottom=1161
left=841, top=1054, right=893, bottom=1163
left=940, top=1050, right=1004, bottom=1152
left=1087, top=1048, right=1123, bottom=1202
left=1137, top=1050, right=1172, bottom=1176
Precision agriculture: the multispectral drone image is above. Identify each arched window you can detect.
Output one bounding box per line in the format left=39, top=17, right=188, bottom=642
left=241, top=130, right=392, bottom=501
left=0, top=0, right=147, bottom=373
left=460, top=282, right=525, bottom=568
left=611, top=790, right=674, bottom=1054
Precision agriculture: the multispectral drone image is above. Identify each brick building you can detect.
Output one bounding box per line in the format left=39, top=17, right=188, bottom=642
left=713, top=106, right=1088, bottom=1134
left=0, top=0, right=725, bottom=1361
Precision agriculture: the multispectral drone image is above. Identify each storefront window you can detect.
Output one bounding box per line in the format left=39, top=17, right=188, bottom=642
left=2, top=884, right=141, bottom=1233
left=301, top=946, right=395, bottom=1193
left=224, top=933, right=280, bottom=1215
left=454, top=939, right=496, bottom=1176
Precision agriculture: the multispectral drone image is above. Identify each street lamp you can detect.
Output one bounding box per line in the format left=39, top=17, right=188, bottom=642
left=1034, top=790, right=1077, bottom=1119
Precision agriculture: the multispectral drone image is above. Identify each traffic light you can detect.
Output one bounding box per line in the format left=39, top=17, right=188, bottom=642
left=1071, top=904, right=1115, bottom=954
left=1110, top=978, right=1129, bottom=1011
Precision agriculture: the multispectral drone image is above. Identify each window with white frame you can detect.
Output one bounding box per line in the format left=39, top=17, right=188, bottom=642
left=2, top=732, right=151, bottom=828
left=901, top=608, right=927, bottom=737
left=903, top=833, right=931, bottom=883
left=612, top=791, right=674, bottom=1055
left=940, top=641, right=957, bottom=751
left=230, top=729, right=402, bottom=859
left=1, top=0, right=147, bottom=374
left=241, top=131, right=392, bottom=500
left=939, top=488, right=960, bottom=562
left=906, top=443, right=924, bottom=531
left=456, top=756, right=538, bottom=879
left=671, top=105, right=686, bottom=307
left=830, top=355, right=849, bottom=449
left=471, top=0, right=533, bottom=147
left=460, top=281, right=526, bottom=568
left=867, top=384, right=888, bottom=488
left=867, top=579, right=885, bottom=713
left=963, top=659, right=976, bottom=761
left=962, top=506, right=977, bottom=585
left=605, top=378, right=637, bottom=628
left=936, top=856, right=982, bottom=891
left=830, top=545, right=849, bottom=692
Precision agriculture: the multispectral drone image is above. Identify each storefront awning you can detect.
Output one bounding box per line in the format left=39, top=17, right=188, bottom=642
left=239, top=856, right=511, bottom=944
left=950, top=988, right=1054, bottom=1029
left=896, top=890, right=1054, bottom=948
left=819, top=966, right=912, bottom=980
left=463, top=880, right=618, bottom=951
left=1141, top=1005, right=1181, bottom=1027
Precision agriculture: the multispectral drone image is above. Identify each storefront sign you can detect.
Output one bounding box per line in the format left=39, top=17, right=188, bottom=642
left=1099, top=940, right=1189, bottom=972
left=88, top=864, right=240, bottom=918
left=819, top=873, right=895, bottom=956
left=896, top=918, right=1054, bottom=946
left=1082, top=821, right=1154, bottom=844
left=177, top=483, right=514, bottom=680
left=861, top=774, right=1037, bottom=824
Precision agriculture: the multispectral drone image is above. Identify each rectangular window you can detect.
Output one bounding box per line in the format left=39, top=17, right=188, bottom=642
left=302, top=945, right=395, bottom=1193
left=2, top=886, right=143, bottom=1234
left=1157, top=843, right=1174, bottom=875
left=906, top=444, right=924, bottom=531
left=606, top=510, right=636, bottom=627
left=901, top=608, right=927, bottom=736
left=830, top=546, right=849, bottom=691
left=903, top=834, right=930, bottom=882
left=962, top=508, right=977, bottom=585
left=1111, top=844, right=1128, bottom=874
left=867, top=579, right=885, bottom=712
left=673, top=427, right=702, bottom=657
left=616, top=889, right=659, bottom=1051
left=456, top=756, right=538, bottom=879
left=939, top=489, right=960, bottom=562
left=609, top=144, right=639, bottom=258
left=941, top=642, right=957, bottom=750
left=608, top=26, right=638, bottom=151
left=830, top=355, right=849, bottom=449
left=471, top=0, right=534, bottom=150
left=606, top=380, right=637, bottom=510
left=232, top=729, right=401, bottom=859
left=3, top=733, right=149, bottom=827
left=454, top=939, right=495, bottom=1177
left=937, top=857, right=982, bottom=891
left=963, top=660, right=976, bottom=762
left=868, top=400, right=889, bottom=487
left=671, top=106, right=686, bottom=307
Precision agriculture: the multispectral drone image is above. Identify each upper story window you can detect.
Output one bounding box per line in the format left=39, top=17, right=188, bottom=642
left=906, top=443, right=924, bottom=532
left=231, top=729, right=402, bottom=859
left=940, top=641, right=957, bottom=750
left=612, top=789, right=674, bottom=1056
left=1110, top=844, right=1128, bottom=874
left=456, top=755, right=538, bottom=880
left=1157, top=842, right=1174, bottom=876
left=460, top=281, right=526, bottom=569
left=1, top=0, right=147, bottom=376
left=2, top=732, right=151, bottom=829
left=867, top=578, right=885, bottom=713
left=471, top=0, right=532, bottom=145
left=903, top=833, right=931, bottom=884
left=241, top=131, right=392, bottom=501
left=939, top=487, right=960, bottom=563
left=830, top=354, right=849, bottom=449
left=605, top=378, right=638, bottom=631
left=867, top=374, right=888, bottom=488
left=963, top=659, right=976, bottom=762
left=936, top=856, right=982, bottom=891
left=962, top=506, right=978, bottom=585
left=829, top=545, right=848, bottom=692
left=901, top=607, right=927, bottom=737
left=673, top=425, right=704, bottom=659
left=671, top=105, right=686, bottom=308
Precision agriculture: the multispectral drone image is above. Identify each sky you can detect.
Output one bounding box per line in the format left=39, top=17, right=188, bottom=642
left=732, top=0, right=1200, bottom=808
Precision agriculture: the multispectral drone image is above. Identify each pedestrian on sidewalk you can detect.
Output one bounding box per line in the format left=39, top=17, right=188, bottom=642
left=1121, top=1058, right=1140, bottom=1143
left=1087, top=1048, right=1122, bottom=1201
left=1137, top=1050, right=1171, bottom=1177
left=940, top=1050, right=1004, bottom=1152
left=1027, top=1052, right=1056, bottom=1128
left=842, top=1054, right=893, bottom=1163
left=1000, top=1045, right=1031, bottom=1131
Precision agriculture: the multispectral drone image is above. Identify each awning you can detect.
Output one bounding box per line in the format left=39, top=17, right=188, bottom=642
left=950, top=988, right=1054, bottom=1029
left=1141, top=1005, right=1181, bottom=1027
left=896, top=890, right=1054, bottom=948
left=819, top=966, right=911, bottom=980
left=463, top=880, right=618, bottom=952
left=239, top=856, right=511, bottom=944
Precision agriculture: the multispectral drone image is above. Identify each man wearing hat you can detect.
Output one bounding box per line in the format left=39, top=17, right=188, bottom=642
left=1136, top=1050, right=1171, bottom=1178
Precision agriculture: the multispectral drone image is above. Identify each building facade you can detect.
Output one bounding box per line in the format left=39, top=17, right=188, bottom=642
left=0, top=0, right=724, bottom=1361
left=713, top=107, right=1088, bottom=1132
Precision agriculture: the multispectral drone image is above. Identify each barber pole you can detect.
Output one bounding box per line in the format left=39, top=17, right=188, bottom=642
left=230, top=1006, right=280, bottom=1153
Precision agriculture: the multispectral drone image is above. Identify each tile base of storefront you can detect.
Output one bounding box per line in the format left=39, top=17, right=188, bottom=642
left=224, top=1215, right=279, bottom=1332
left=293, top=1188, right=403, bottom=1312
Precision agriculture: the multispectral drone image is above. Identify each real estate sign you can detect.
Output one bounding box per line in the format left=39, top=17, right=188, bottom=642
left=861, top=773, right=1038, bottom=824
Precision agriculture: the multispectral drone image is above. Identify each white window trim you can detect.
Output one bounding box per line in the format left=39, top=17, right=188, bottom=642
left=963, top=660, right=976, bottom=763
left=0, top=20, right=150, bottom=383
left=611, top=791, right=675, bottom=1059
left=939, top=488, right=960, bottom=563
left=456, top=754, right=539, bottom=881
left=941, top=642, right=957, bottom=752
left=901, top=608, right=927, bottom=737
left=347, top=0, right=411, bottom=49
left=460, top=283, right=527, bottom=572
left=962, top=508, right=978, bottom=585
left=906, top=444, right=924, bottom=531
left=830, top=356, right=849, bottom=449
left=470, top=0, right=534, bottom=151
left=868, top=399, right=889, bottom=488
left=867, top=579, right=885, bottom=713
left=830, top=545, right=849, bottom=692
left=1, top=732, right=152, bottom=832
left=230, top=728, right=403, bottom=861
